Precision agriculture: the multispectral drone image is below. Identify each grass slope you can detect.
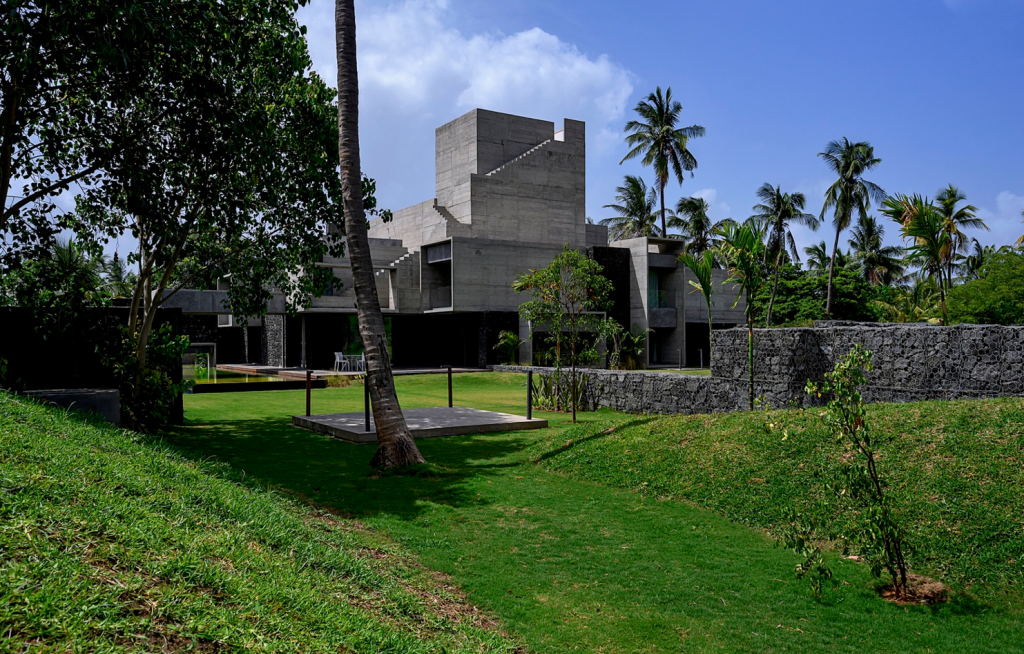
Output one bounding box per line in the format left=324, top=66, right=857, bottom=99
left=172, top=374, right=1024, bottom=653
left=532, top=397, right=1024, bottom=597
left=0, top=392, right=520, bottom=652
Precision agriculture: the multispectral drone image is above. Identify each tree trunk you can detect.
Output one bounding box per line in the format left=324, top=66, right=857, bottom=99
left=766, top=253, right=781, bottom=328
left=659, top=180, right=666, bottom=237
left=825, top=224, right=842, bottom=316
left=570, top=347, right=577, bottom=424
left=335, top=0, right=423, bottom=470
left=706, top=304, right=713, bottom=367
left=939, top=284, right=948, bottom=327
left=747, top=311, right=754, bottom=411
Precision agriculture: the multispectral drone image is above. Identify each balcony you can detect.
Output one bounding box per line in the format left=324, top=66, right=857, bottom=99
left=649, top=307, right=677, bottom=329
left=429, top=285, right=452, bottom=310
left=648, top=289, right=675, bottom=309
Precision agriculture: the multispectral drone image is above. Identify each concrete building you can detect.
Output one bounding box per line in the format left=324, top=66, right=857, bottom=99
left=169, top=109, right=744, bottom=369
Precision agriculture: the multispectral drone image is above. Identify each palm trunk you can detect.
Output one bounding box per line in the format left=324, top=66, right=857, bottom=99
left=766, top=253, right=781, bottom=328
left=939, top=284, right=948, bottom=327
left=706, top=303, right=713, bottom=368
left=825, top=225, right=842, bottom=316
left=659, top=180, right=666, bottom=237
left=336, top=0, right=423, bottom=469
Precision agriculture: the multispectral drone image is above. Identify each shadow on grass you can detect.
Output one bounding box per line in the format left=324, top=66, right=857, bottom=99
left=531, top=416, right=659, bottom=463
left=165, top=415, right=535, bottom=520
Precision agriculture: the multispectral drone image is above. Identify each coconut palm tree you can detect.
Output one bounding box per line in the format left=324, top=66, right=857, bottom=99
left=103, top=252, right=138, bottom=298
left=819, top=138, right=885, bottom=315
left=715, top=219, right=767, bottom=410
left=803, top=241, right=830, bottom=273
left=750, top=183, right=819, bottom=327
left=670, top=196, right=728, bottom=255
left=1017, top=208, right=1024, bottom=248
left=873, top=275, right=942, bottom=324
left=621, top=87, right=705, bottom=236
left=335, top=0, right=424, bottom=469
left=934, top=185, right=987, bottom=288
left=897, top=199, right=952, bottom=325
left=600, top=175, right=661, bottom=240
left=848, top=215, right=905, bottom=286
left=678, top=249, right=716, bottom=362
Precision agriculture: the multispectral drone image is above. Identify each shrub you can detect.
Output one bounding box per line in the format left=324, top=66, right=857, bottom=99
left=783, top=345, right=911, bottom=600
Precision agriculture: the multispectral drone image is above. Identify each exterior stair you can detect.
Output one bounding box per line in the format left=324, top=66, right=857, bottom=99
left=375, top=251, right=413, bottom=277
left=484, top=139, right=553, bottom=176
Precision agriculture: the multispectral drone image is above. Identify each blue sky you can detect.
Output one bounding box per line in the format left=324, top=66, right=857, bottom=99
left=298, top=0, right=1024, bottom=257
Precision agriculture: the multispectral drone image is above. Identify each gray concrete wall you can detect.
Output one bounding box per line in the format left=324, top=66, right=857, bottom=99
left=450, top=238, right=566, bottom=312
left=494, top=323, right=1024, bottom=415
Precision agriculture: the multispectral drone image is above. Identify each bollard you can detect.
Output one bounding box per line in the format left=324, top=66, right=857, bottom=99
left=447, top=365, right=453, bottom=408
left=364, top=373, right=371, bottom=432
left=527, top=370, right=533, bottom=420
left=700, top=349, right=704, bottom=370
left=305, top=369, right=311, bottom=416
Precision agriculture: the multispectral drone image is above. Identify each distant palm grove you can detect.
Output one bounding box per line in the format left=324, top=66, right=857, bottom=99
left=601, top=86, right=1024, bottom=328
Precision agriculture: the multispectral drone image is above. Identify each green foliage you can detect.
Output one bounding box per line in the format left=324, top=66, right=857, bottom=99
left=948, top=250, right=1024, bottom=325
left=103, top=324, right=190, bottom=431
left=606, top=323, right=648, bottom=370
left=798, top=346, right=910, bottom=599
left=748, top=265, right=889, bottom=326
left=530, top=370, right=594, bottom=412
left=493, top=330, right=523, bottom=365
left=514, top=246, right=614, bottom=421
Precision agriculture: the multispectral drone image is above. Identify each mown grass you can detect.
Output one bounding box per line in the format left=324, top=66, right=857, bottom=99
left=0, top=391, right=521, bottom=652
left=531, top=397, right=1024, bottom=598
left=171, top=373, right=1024, bottom=653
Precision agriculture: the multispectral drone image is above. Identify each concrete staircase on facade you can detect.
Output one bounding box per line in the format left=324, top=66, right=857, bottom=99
left=484, top=139, right=553, bottom=177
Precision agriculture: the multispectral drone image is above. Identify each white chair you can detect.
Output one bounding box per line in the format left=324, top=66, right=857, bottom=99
left=333, top=352, right=346, bottom=372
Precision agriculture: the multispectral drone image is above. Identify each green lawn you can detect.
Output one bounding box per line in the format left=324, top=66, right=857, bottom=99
left=0, top=392, right=520, bottom=652
left=172, top=373, right=1024, bottom=653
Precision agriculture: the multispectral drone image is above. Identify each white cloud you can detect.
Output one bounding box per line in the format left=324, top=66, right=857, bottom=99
left=297, top=0, right=633, bottom=211
left=978, top=190, right=1024, bottom=246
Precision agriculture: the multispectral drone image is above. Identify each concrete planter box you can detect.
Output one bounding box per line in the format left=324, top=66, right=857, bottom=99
left=23, top=389, right=121, bottom=425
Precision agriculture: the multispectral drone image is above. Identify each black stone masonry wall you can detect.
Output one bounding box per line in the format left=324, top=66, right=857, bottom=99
left=494, top=323, right=1024, bottom=415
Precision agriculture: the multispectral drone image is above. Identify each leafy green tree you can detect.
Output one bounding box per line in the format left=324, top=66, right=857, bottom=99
left=716, top=220, right=767, bottom=410
left=620, top=87, right=705, bottom=236
left=514, top=246, right=614, bottom=423
left=679, top=249, right=716, bottom=360
left=801, top=346, right=911, bottom=600
left=848, top=215, right=904, bottom=286
left=750, top=183, right=819, bottom=327
left=336, top=0, right=424, bottom=468
left=2, top=1, right=141, bottom=260
left=71, top=0, right=347, bottom=426
left=670, top=196, right=728, bottom=255
left=934, top=185, right=987, bottom=288
left=819, top=138, right=885, bottom=315
left=748, top=264, right=887, bottom=326
left=600, top=175, right=661, bottom=240
left=948, top=250, right=1024, bottom=325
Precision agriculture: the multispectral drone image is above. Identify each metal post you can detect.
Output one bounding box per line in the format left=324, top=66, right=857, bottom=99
left=305, top=369, right=311, bottom=416
left=364, top=373, right=371, bottom=432
left=700, top=349, right=704, bottom=369
left=527, top=370, right=533, bottom=420
left=447, top=365, right=453, bottom=408
left=678, top=349, right=682, bottom=370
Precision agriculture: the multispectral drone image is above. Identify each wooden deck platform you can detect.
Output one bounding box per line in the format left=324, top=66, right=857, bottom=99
left=292, top=406, right=548, bottom=443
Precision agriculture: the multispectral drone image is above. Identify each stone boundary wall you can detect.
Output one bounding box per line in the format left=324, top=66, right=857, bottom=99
left=493, top=323, right=1024, bottom=415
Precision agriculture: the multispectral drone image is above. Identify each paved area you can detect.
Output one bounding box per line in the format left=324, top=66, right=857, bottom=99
left=217, top=364, right=489, bottom=381
left=292, top=406, right=548, bottom=444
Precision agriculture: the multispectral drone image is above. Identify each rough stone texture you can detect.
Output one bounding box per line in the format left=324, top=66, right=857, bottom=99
left=495, top=323, right=1024, bottom=415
